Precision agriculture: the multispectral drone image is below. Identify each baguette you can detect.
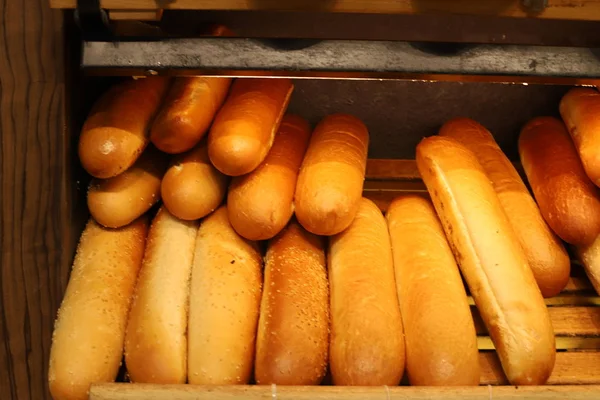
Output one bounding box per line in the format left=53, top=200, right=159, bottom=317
left=329, top=197, right=405, bottom=386
left=161, top=142, right=228, bottom=221
left=295, top=114, right=369, bottom=236
left=208, top=78, right=294, bottom=176
left=88, top=146, right=167, bottom=229
left=188, top=206, right=263, bottom=384
left=228, top=115, right=311, bottom=240
left=386, top=194, right=480, bottom=386
left=79, top=77, right=170, bottom=179
left=519, top=117, right=600, bottom=246
left=560, top=87, right=600, bottom=186
left=416, top=135, right=555, bottom=386
left=577, top=235, right=600, bottom=295
left=440, top=118, right=570, bottom=297
left=150, top=77, right=231, bottom=154
left=254, top=220, right=329, bottom=385
left=124, top=207, right=199, bottom=384
left=48, top=217, right=148, bottom=400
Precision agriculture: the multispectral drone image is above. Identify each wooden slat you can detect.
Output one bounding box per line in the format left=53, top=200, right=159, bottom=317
left=109, top=9, right=163, bottom=21
left=366, top=159, right=419, bottom=180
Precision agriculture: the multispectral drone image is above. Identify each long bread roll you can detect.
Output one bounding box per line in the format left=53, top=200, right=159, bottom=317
left=560, top=88, right=600, bottom=186
left=124, top=207, right=199, bottom=383
left=416, top=135, right=555, bottom=386
left=48, top=217, right=148, bottom=400
left=439, top=118, right=570, bottom=297
left=208, top=78, right=294, bottom=176
left=519, top=117, right=600, bottom=246
left=151, top=77, right=231, bottom=154
left=255, top=220, right=329, bottom=385
left=79, top=77, right=170, bottom=178
left=295, top=114, right=369, bottom=236
left=88, top=146, right=167, bottom=228
left=577, top=236, right=600, bottom=295
left=228, top=115, right=311, bottom=240
left=329, top=197, right=405, bottom=386
left=386, top=194, right=479, bottom=386
left=161, top=142, right=228, bottom=221
left=188, top=206, right=263, bottom=384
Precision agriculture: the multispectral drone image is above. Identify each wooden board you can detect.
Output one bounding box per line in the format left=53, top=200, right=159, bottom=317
left=48, top=0, right=600, bottom=22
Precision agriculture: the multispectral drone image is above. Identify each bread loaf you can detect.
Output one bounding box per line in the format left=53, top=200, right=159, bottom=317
left=439, top=118, right=570, bottom=297
left=87, top=146, right=167, bottom=229
left=124, top=207, right=199, bottom=384
left=255, top=220, right=329, bottom=385
left=48, top=217, right=148, bottom=400
left=560, top=87, right=600, bottom=186
left=151, top=77, right=231, bottom=154
left=577, top=235, right=600, bottom=295
left=208, top=78, right=293, bottom=176
left=295, top=114, right=369, bottom=236
left=329, top=197, right=405, bottom=386
left=188, top=206, right=262, bottom=384
left=519, top=117, right=600, bottom=246
left=416, top=135, right=555, bottom=386
left=79, top=77, right=170, bottom=179
left=228, top=115, right=311, bottom=240
left=161, top=142, right=228, bottom=221
left=386, top=194, right=480, bottom=386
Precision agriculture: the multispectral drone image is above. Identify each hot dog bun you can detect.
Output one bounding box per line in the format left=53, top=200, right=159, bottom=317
left=519, top=117, right=600, bottom=246
left=124, top=207, right=199, bottom=384
left=48, top=217, right=148, bottom=400
left=161, top=142, right=228, bottom=221
left=416, top=135, right=555, bottom=386
left=208, top=78, right=294, bottom=176
left=79, top=77, right=170, bottom=179
left=150, top=77, right=231, bottom=154
left=439, top=118, right=569, bottom=297
left=255, top=220, right=329, bottom=385
left=187, top=206, right=262, bottom=384
left=328, top=197, right=405, bottom=386
left=87, top=146, right=167, bottom=229
left=228, top=115, right=311, bottom=240
left=386, top=194, right=480, bottom=386
left=295, top=114, right=369, bottom=236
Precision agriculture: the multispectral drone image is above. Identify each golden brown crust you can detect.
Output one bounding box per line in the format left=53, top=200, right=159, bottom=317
left=328, top=197, right=405, bottom=386
left=151, top=77, right=231, bottom=154
left=208, top=78, right=294, bottom=176
left=440, top=118, right=570, bottom=297
left=161, top=142, right=228, bottom=221
left=255, top=220, right=329, bottom=385
left=519, top=116, right=600, bottom=246
left=48, top=217, right=148, bottom=400
left=577, top=235, right=600, bottom=296
left=228, top=115, right=311, bottom=240
left=124, top=207, right=199, bottom=384
left=386, top=194, right=480, bottom=386
left=78, top=77, right=170, bottom=179
left=295, top=114, right=369, bottom=236
left=87, top=146, right=167, bottom=228
left=416, top=135, right=555, bottom=386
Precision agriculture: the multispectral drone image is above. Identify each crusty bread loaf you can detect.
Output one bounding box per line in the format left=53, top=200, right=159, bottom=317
left=124, top=207, right=199, bottom=384
left=295, top=114, right=369, bottom=236
left=577, top=235, right=600, bottom=295
left=79, top=77, right=170, bottom=179
left=228, top=115, right=311, bottom=240
left=560, top=87, right=600, bottom=186
left=208, top=78, right=294, bottom=176
left=88, top=146, right=167, bottom=229
left=519, top=116, right=600, bottom=246
left=439, top=118, right=570, bottom=297
left=187, top=206, right=262, bottom=384
left=150, top=77, right=231, bottom=154
left=386, top=194, right=480, bottom=386
left=48, top=217, right=148, bottom=400
left=161, top=142, right=228, bottom=221
left=416, top=135, right=555, bottom=386
left=328, top=197, right=405, bottom=386
left=255, top=220, right=329, bottom=385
